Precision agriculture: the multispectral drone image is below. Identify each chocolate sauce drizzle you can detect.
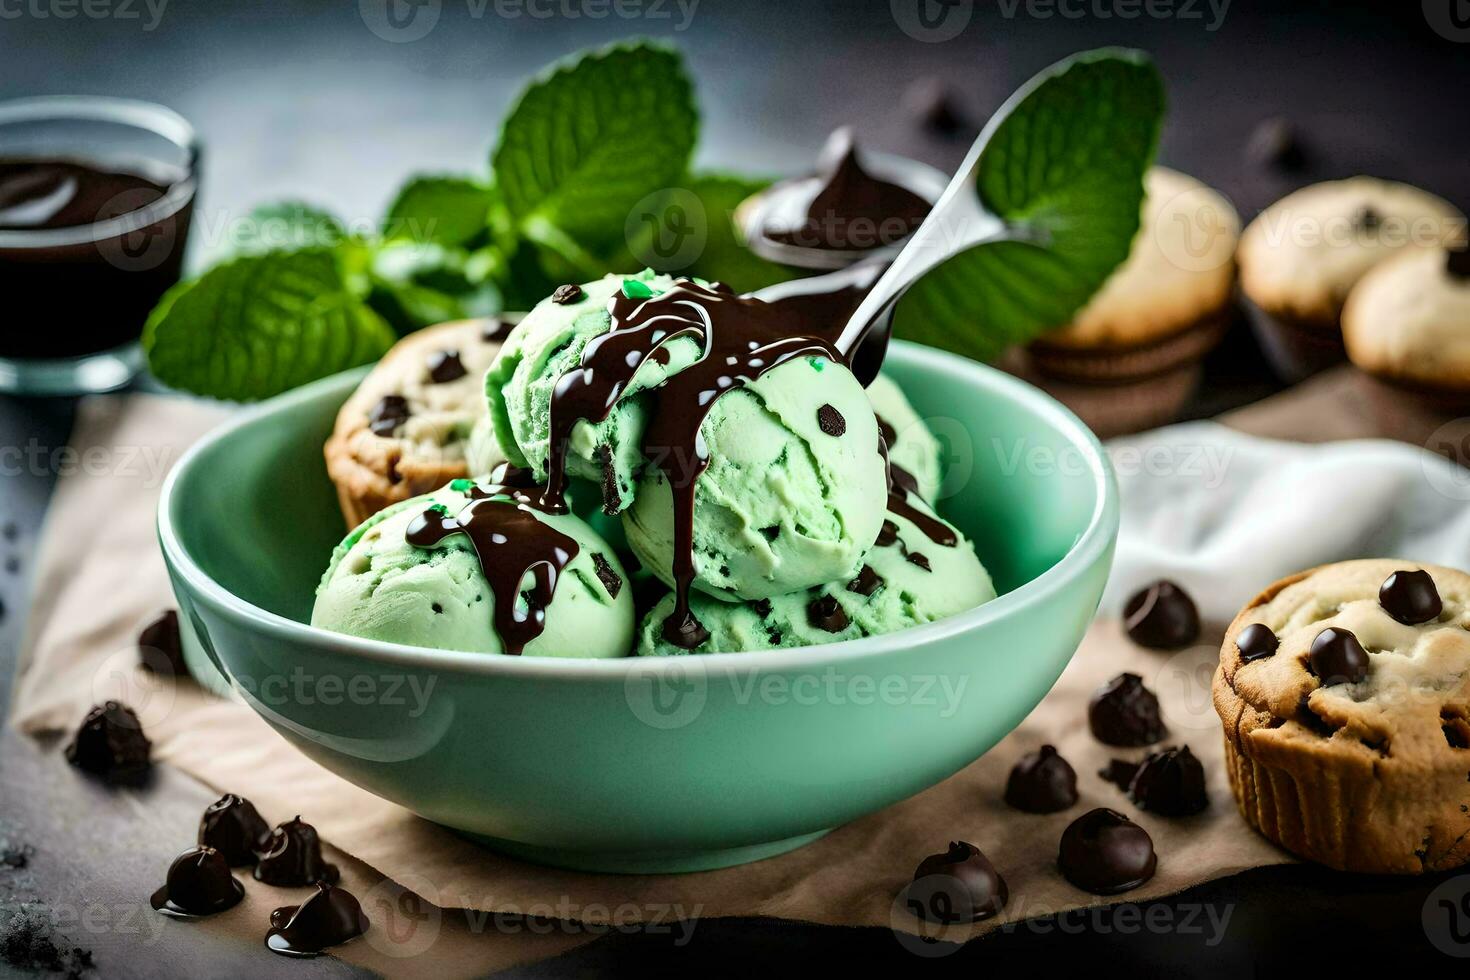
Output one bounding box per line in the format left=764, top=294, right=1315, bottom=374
left=877, top=422, right=957, bottom=550
left=404, top=468, right=577, bottom=656
left=544, top=280, right=842, bottom=649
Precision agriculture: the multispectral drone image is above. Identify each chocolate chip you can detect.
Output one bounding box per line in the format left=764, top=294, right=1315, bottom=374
left=807, top=594, right=849, bottom=633
left=1004, top=745, right=1078, bottom=813
left=875, top=520, right=900, bottom=548
left=1246, top=117, right=1307, bottom=172
left=847, top=565, right=883, bottom=597
left=905, top=552, right=931, bottom=572
left=1354, top=205, right=1382, bottom=231
left=1058, top=808, right=1157, bottom=895
left=426, top=349, right=466, bottom=383
left=254, top=818, right=339, bottom=887
left=266, top=882, right=370, bottom=957
left=1448, top=247, right=1470, bottom=281
left=1122, top=746, right=1208, bottom=816
left=902, top=76, right=972, bottom=137
left=199, top=794, right=271, bottom=867
left=591, top=552, right=622, bottom=599
left=138, top=609, right=187, bottom=677
left=816, top=403, right=846, bottom=437
left=1235, top=622, right=1279, bottom=663
left=750, top=598, right=773, bottom=618
left=1309, top=627, right=1369, bottom=686
left=1088, top=673, right=1166, bottom=747
left=551, top=283, right=585, bottom=305
left=1098, top=759, right=1140, bottom=791
left=1122, top=580, right=1199, bottom=650
left=65, top=701, right=151, bottom=785
left=150, top=847, right=245, bottom=918
left=760, top=525, right=780, bottom=542
left=1379, top=569, right=1442, bottom=625
left=481, top=317, right=511, bottom=342
left=595, top=445, right=620, bottom=515
left=903, top=842, right=1007, bottom=923
left=368, top=395, right=410, bottom=437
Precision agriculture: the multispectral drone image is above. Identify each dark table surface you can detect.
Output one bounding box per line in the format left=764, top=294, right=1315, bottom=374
left=3, top=1, right=1469, bottom=975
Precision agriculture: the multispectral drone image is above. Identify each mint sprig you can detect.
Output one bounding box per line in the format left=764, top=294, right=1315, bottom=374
left=494, top=42, right=698, bottom=256
left=893, top=50, right=1165, bottom=362
left=384, top=175, right=495, bottom=248
left=143, top=248, right=396, bottom=401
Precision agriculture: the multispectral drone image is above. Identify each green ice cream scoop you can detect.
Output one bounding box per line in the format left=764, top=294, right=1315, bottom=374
left=622, top=352, right=889, bottom=602
left=635, top=493, right=995, bottom=655
left=484, top=270, right=699, bottom=514
left=313, top=480, right=633, bottom=658
left=867, top=372, right=943, bottom=505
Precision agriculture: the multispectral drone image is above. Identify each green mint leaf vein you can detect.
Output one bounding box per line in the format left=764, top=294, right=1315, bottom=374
left=143, top=247, right=397, bottom=401
left=492, top=41, right=698, bottom=252
left=894, top=49, right=1165, bottom=362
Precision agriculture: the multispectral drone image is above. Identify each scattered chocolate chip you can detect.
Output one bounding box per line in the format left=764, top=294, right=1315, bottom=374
left=759, top=524, right=780, bottom=542
left=595, top=444, right=620, bottom=515
left=1354, top=205, right=1382, bottom=231
left=1122, top=746, right=1209, bottom=816
left=1122, top=580, right=1199, bottom=650
left=551, top=283, right=585, bottom=305
left=902, top=76, right=972, bottom=136
left=875, top=520, right=900, bottom=548
left=1098, top=759, right=1140, bottom=791
left=1246, top=116, right=1307, bottom=172
left=905, top=552, right=931, bottom=572
left=1448, top=247, right=1470, bottom=281
left=903, top=841, right=1007, bottom=923
left=199, top=794, right=271, bottom=866
left=481, top=317, right=511, bottom=343
left=266, top=882, right=369, bottom=958
left=1235, top=622, right=1279, bottom=663
left=368, top=395, right=410, bottom=437
left=426, top=349, right=466, bottom=384
left=807, top=594, right=849, bottom=633
left=2, top=844, right=32, bottom=869
left=150, top=847, right=245, bottom=918
left=750, top=598, right=773, bottom=619
left=1379, top=569, right=1442, bottom=625
left=1309, top=627, right=1369, bottom=686
left=1004, top=745, right=1078, bottom=813
left=847, top=565, right=884, bottom=597
left=65, top=701, right=151, bottom=785
left=816, top=403, right=846, bottom=437
left=254, top=817, right=339, bottom=887
left=1088, top=673, right=1166, bottom=747
left=591, top=552, right=622, bottom=599
left=1058, top=808, right=1157, bottom=895
left=138, top=609, right=187, bottom=677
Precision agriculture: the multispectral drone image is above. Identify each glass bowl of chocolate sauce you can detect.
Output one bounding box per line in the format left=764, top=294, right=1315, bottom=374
left=0, top=97, right=198, bottom=395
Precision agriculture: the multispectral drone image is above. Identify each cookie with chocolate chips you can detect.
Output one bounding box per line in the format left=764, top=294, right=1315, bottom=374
left=325, top=315, right=522, bottom=528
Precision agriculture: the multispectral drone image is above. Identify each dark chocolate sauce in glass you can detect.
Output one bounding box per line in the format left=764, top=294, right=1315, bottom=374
left=0, top=157, right=191, bottom=360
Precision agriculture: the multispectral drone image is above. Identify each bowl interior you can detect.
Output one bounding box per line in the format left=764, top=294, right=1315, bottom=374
left=168, top=343, right=1103, bottom=635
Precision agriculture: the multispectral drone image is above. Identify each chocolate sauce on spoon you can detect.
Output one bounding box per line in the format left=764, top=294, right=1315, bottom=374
left=405, top=470, right=578, bottom=656
left=544, top=280, right=844, bottom=648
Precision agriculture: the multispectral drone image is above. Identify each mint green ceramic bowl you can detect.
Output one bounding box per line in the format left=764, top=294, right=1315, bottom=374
left=158, top=341, right=1117, bottom=874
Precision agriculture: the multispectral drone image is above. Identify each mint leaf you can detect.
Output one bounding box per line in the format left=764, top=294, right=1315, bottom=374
left=204, top=201, right=346, bottom=265
left=384, top=175, right=494, bottom=248
left=493, top=42, right=698, bottom=252
left=682, top=174, right=800, bottom=292
left=893, top=49, right=1165, bottom=362
left=143, top=248, right=396, bottom=401
left=368, top=241, right=502, bottom=332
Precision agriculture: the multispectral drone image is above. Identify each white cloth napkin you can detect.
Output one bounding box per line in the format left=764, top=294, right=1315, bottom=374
left=1103, top=420, right=1470, bottom=623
